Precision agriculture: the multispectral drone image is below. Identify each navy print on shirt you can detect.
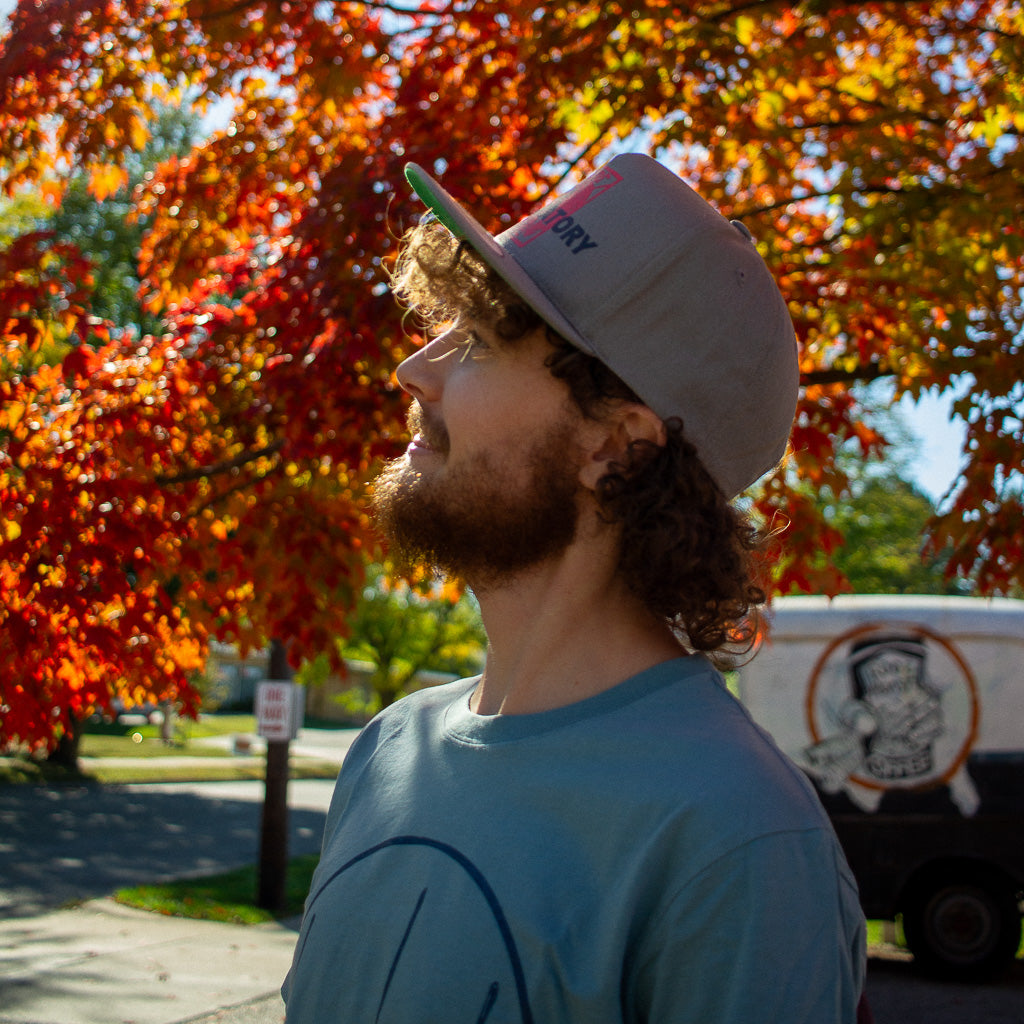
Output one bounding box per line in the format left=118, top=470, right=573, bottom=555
left=290, top=836, right=534, bottom=1024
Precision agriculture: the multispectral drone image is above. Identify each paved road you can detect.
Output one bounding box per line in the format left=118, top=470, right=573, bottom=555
left=866, top=954, right=1024, bottom=1023
left=0, top=778, right=336, bottom=918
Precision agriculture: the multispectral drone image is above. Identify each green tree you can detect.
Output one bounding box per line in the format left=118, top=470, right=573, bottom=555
left=300, top=566, right=486, bottom=718
left=826, top=473, right=968, bottom=595
left=781, top=387, right=970, bottom=596
left=0, top=190, right=48, bottom=245
left=46, top=103, right=199, bottom=335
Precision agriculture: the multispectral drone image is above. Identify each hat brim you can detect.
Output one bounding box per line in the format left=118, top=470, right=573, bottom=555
left=404, top=163, right=592, bottom=352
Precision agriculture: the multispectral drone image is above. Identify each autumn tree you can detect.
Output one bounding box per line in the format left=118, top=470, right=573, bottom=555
left=1, top=1, right=1021, bottom=752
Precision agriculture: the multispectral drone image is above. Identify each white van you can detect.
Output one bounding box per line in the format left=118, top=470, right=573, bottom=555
left=736, top=594, right=1024, bottom=979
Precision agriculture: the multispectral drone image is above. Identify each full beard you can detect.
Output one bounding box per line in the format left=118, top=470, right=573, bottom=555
left=372, top=415, right=583, bottom=587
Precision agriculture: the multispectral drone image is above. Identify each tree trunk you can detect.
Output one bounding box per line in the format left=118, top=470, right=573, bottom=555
left=46, top=713, right=84, bottom=772
left=160, top=700, right=174, bottom=744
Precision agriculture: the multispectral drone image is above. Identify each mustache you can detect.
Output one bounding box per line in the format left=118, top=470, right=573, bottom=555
left=407, top=403, right=450, bottom=454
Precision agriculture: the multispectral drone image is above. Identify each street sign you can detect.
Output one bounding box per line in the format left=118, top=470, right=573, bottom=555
left=256, top=681, right=303, bottom=741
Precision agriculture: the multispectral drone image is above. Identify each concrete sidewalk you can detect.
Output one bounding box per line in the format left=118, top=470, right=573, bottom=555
left=0, top=898, right=297, bottom=1024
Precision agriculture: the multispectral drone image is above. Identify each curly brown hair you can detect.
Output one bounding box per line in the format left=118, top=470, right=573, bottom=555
left=390, top=219, right=768, bottom=656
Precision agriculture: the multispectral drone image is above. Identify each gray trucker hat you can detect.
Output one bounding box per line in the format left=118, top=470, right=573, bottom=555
left=405, top=153, right=799, bottom=499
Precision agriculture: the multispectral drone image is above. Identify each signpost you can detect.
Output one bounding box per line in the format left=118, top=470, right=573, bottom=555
left=256, top=640, right=299, bottom=913
left=256, top=680, right=304, bottom=742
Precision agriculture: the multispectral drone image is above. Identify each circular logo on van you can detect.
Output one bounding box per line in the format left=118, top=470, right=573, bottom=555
left=803, top=624, right=979, bottom=793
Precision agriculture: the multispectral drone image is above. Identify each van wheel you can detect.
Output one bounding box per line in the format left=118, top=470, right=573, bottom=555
left=902, top=872, right=1021, bottom=980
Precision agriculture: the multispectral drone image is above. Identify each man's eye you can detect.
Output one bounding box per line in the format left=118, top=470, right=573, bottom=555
left=458, top=331, right=491, bottom=361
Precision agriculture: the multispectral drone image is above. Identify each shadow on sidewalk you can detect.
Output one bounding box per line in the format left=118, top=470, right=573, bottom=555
left=0, top=898, right=300, bottom=1024
left=0, top=782, right=327, bottom=918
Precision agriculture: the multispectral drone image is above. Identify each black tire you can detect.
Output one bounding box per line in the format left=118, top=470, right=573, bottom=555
left=902, top=871, right=1022, bottom=981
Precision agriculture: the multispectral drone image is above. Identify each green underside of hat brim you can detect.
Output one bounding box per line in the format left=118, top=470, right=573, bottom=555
left=405, top=164, right=466, bottom=239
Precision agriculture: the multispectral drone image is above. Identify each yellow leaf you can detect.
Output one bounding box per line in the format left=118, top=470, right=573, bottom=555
left=128, top=114, right=150, bottom=153
left=735, top=15, right=756, bottom=47
left=755, top=90, right=786, bottom=127
left=88, top=163, right=129, bottom=201
left=0, top=401, right=26, bottom=431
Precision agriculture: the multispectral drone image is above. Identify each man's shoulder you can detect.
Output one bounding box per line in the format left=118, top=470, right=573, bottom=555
left=383, top=675, right=480, bottom=717
left=354, top=675, right=478, bottom=744
left=330, top=676, right=478, bottom=783
left=619, top=661, right=832, bottom=831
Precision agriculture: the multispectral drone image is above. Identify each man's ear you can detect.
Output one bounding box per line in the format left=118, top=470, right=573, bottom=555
left=578, top=403, right=667, bottom=491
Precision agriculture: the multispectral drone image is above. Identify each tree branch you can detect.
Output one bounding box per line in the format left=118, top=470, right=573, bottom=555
left=802, top=364, right=893, bottom=387
left=194, top=465, right=282, bottom=514
left=742, top=177, right=978, bottom=217
left=154, top=440, right=284, bottom=485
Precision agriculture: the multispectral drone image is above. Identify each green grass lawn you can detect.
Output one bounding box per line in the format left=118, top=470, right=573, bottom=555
left=865, top=918, right=904, bottom=949
left=0, top=752, right=341, bottom=786
left=79, top=733, right=233, bottom=758
left=83, top=712, right=257, bottom=751
left=115, top=855, right=320, bottom=924
left=0, top=711, right=342, bottom=785
left=93, top=759, right=340, bottom=784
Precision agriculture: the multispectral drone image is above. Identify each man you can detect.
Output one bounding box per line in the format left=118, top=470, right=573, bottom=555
left=283, top=153, right=867, bottom=1023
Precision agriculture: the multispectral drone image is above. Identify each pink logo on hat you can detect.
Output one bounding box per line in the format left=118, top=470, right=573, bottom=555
left=511, top=165, right=623, bottom=250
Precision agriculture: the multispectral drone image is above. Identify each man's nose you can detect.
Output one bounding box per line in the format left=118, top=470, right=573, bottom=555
left=395, top=333, right=451, bottom=402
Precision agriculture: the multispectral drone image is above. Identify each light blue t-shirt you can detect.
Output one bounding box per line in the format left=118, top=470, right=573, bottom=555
left=283, top=656, right=866, bottom=1023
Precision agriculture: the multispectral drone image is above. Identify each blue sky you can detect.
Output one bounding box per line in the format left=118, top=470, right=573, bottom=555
left=896, top=392, right=966, bottom=505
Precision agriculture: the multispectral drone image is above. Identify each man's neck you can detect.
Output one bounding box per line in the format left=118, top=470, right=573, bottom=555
left=467, top=542, right=686, bottom=716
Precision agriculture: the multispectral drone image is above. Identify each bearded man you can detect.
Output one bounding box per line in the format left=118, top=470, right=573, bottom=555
left=283, top=153, right=868, bottom=1024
